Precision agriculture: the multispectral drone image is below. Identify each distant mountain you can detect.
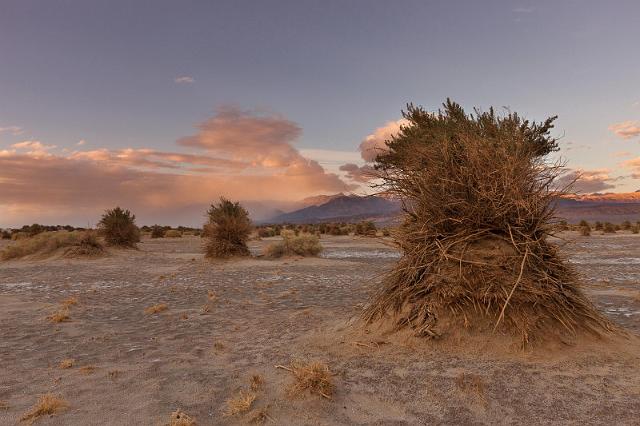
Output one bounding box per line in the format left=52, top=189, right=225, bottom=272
left=266, top=194, right=401, bottom=224
left=555, top=195, right=640, bottom=223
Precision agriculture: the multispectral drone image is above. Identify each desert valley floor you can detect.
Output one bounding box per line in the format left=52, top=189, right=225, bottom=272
left=1, top=234, right=639, bottom=425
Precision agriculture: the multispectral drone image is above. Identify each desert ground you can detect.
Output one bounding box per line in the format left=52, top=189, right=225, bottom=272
left=1, top=233, right=639, bottom=425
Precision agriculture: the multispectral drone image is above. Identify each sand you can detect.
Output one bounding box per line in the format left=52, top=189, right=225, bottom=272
left=0, top=233, right=639, bottom=425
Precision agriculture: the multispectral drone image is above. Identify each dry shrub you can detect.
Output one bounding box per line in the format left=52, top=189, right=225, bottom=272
left=362, top=100, right=612, bottom=345
left=204, top=198, right=252, bottom=258
left=59, top=359, right=74, bottom=369
left=20, top=394, right=68, bottom=423
left=579, top=225, right=591, bottom=236
left=98, top=207, right=140, bottom=247
left=79, top=365, right=96, bottom=375
left=151, top=225, right=165, bottom=238
left=278, top=360, right=334, bottom=399
left=603, top=222, right=616, bottom=234
left=264, top=230, right=322, bottom=258
left=47, top=307, right=70, bottom=323
left=64, top=231, right=104, bottom=257
left=225, top=389, right=256, bottom=416
left=0, top=400, right=9, bottom=410
left=0, top=230, right=103, bottom=260
left=145, top=303, right=168, bottom=314
left=168, top=409, right=196, bottom=426
left=164, top=229, right=182, bottom=238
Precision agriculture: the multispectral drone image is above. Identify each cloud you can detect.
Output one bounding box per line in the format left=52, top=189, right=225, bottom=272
left=77, top=139, right=86, bottom=146
left=174, top=76, right=195, bottom=84
left=359, top=119, right=408, bottom=162
left=556, top=168, right=620, bottom=193
left=0, top=107, right=353, bottom=226
left=339, top=163, right=376, bottom=183
left=0, top=125, right=23, bottom=136
left=609, top=121, right=640, bottom=139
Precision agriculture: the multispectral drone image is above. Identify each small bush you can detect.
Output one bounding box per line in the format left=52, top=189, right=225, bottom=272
left=151, top=225, right=164, bottom=238
left=578, top=220, right=589, bottom=228
left=204, top=198, right=252, bottom=258
left=279, top=360, right=334, bottom=399
left=355, top=221, right=377, bottom=236
left=603, top=222, right=616, bottom=233
left=631, top=225, right=639, bottom=234
left=164, top=229, right=182, bottom=238
left=579, top=225, right=591, bottom=236
left=621, top=220, right=632, bottom=230
left=20, top=394, right=68, bottom=422
left=98, top=207, right=140, bottom=247
left=594, top=221, right=603, bottom=230
left=1, top=230, right=10, bottom=239
left=264, top=230, right=322, bottom=258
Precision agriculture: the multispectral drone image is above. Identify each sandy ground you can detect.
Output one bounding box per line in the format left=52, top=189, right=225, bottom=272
left=1, top=233, right=639, bottom=425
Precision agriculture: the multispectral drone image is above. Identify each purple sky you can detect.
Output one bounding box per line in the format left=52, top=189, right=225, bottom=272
left=1, top=0, right=639, bottom=226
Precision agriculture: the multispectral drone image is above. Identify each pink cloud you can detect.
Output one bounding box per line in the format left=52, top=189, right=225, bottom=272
left=339, top=163, right=376, bottom=183
left=358, top=119, right=408, bottom=162
left=609, top=121, right=640, bottom=139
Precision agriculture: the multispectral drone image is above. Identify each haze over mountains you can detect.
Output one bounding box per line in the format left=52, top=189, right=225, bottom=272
left=262, top=191, right=640, bottom=224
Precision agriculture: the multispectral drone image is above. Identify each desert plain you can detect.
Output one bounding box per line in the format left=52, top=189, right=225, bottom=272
left=1, top=233, right=639, bottom=425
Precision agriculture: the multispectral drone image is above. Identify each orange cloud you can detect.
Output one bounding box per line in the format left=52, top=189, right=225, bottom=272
left=359, top=119, right=408, bottom=162
left=0, top=107, right=353, bottom=226
left=609, top=121, right=640, bottom=139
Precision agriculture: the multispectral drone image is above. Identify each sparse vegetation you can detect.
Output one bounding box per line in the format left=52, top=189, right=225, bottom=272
left=145, top=303, right=168, bottom=314
left=151, top=225, right=165, bottom=238
left=277, top=360, right=334, bottom=399
left=20, top=394, right=68, bottom=423
left=603, top=222, right=616, bottom=233
left=204, top=198, right=252, bottom=258
left=168, top=409, right=196, bottom=426
left=579, top=225, right=591, bottom=236
left=225, top=389, right=257, bottom=416
left=264, top=230, right=322, bottom=258
left=164, top=229, right=182, bottom=238
left=47, top=307, right=70, bottom=323
left=355, top=220, right=377, bottom=236
left=0, top=230, right=104, bottom=260
left=98, top=207, right=140, bottom=247
left=59, top=359, right=74, bottom=369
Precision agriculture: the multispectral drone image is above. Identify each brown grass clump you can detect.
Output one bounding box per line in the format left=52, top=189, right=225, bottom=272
left=79, top=365, right=96, bottom=375
left=61, top=297, right=78, bottom=307
left=145, top=303, right=168, bottom=314
left=164, top=229, right=182, bottom=238
left=20, top=394, right=68, bottom=423
left=98, top=207, right=140, bottom=247
left=64, top=231, right=105, bottom=257
left=264, top=230, right=322, bottom=258
left=0, top=230, right=104, bottom=260
left=225, top=389, right=257, bottom=416
left=0, top=400, right=9, bottom=410
left=362, top=100, right=612, bottom=345
left=204, top=198, right=252, bottom=258
left=277, top=360, right=334, bottom=399
left=47, top=307, right=70, bottom=323
left=250, top=374, right=265, bottom=392
left=168, top=409, right=196, bottom=426
left=456, top=372, right=486, bottom=402
left=59, top=359, right=74, bottom=369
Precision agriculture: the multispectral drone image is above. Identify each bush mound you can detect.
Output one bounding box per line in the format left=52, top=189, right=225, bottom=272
left=1, top=231, right=104, bottom=260
left=98, top=207, right=140, bottom=247
left=150, top=225, right=165, bottom=239
left=362, top=100, right=612, bottom=345
left=264, top=230, right=322, bottom=258
left=204, top=198, right=252, bottom=258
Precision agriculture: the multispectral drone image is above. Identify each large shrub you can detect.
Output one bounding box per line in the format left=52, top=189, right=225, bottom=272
left=204, top=198, right=252, bottom=258
left=98, top=207, right=140, bottom=247
left=362, top=99, right=611, bottom=344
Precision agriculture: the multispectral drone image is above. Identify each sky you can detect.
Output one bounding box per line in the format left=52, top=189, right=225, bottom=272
left=1, top=0, right=639, bottom=227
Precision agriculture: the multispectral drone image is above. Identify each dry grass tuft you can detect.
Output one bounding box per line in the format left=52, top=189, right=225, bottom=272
left=79, top=365, right=96, bottom=375
left=249, top=405, right=272, bottom=424
left=264, top=230, right=322, bottom=258
left=168, top=409, right=196, bottom=426
left=277, top=361, right=334, bottom=399
left=225, top=389, right=257, bottom=416
left=207, top=290, right=217, bottom=301
left=145, top=303, right=168, bottom=315
left=47, top=307, right=70, bottom=323
left=20, top=394, right=68, bottom=423
left=0, top=400, right=9, bottom=410
left=61, top=296, right=78, bottom=307
left=250, top=374, right=265, bottom=392
left=59, top=359, right=74, bottom=369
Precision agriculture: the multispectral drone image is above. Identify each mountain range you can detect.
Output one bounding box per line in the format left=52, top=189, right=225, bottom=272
left=263, top=192, right=640, bottom=224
